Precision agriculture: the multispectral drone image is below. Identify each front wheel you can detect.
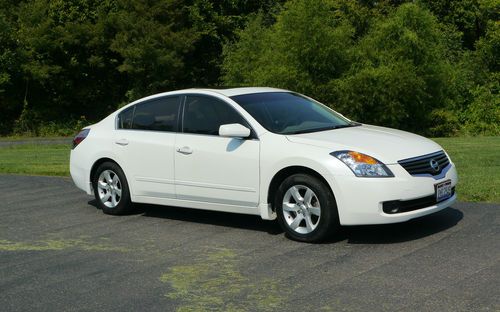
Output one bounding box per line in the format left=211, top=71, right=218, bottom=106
left=275, top=174, right=339, bottom=243
left=92, top=162, right=133, bottom=215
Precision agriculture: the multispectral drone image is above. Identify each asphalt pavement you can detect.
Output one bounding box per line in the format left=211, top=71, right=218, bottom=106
left=0, top=175, right=498, bottom=312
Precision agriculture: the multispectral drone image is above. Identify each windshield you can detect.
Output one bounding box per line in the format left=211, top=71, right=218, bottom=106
left=230, top=92, right=356, bottom=135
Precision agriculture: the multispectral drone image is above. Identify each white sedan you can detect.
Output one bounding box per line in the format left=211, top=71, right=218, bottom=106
left=70, top=87, right=458, bottom=242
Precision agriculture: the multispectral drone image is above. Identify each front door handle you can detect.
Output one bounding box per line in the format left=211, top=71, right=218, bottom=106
left=176, top=146, right=193, bottom=155
left=115, top=139, right=129, bottom=146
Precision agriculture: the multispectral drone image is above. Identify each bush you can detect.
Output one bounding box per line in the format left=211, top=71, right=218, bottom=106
left=460, top=77, right=500, bottom=136
left=428, top=109, right=461, bottom=137
left=12, top=108, right=89, bottom=137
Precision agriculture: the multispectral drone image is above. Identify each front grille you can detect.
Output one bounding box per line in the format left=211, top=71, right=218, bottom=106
left=382, top=187, right=455, bottom=214
left=398, top=151, right=450, bottom=176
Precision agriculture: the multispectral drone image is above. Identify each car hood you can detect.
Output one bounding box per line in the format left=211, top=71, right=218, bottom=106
left=285, top=124, right=443, bottom=164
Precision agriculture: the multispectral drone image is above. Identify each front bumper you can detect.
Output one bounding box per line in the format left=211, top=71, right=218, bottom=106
left=326, top=163, right=458, bottom=225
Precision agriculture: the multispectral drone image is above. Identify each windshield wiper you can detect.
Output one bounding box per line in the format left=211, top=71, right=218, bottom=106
left=285, top=123, right=361, bottom=135
left=331, top=123, right=361, bottom=130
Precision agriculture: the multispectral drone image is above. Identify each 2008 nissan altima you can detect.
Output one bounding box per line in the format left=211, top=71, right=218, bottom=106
left=70, top=87, right=457, bottom=242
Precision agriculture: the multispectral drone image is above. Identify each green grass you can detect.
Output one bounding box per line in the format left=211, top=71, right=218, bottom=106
left=0, top=144, right=70, bottom=176
left=433, top=136, right=499, bottom=203
left=0, top=136, right=70, bottom=141
left=0, top=137, right=498, bottom=203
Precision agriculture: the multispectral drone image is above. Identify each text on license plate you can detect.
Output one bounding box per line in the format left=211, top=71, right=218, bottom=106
left=435, top=180, right=452, bottom=202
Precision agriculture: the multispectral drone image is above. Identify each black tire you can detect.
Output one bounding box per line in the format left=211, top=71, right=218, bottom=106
left=274, top=173, right=339, bottom=243
left=92, top=161, right=134, bottom=215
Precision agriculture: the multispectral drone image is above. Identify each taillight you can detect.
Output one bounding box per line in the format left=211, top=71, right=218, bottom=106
left=72, top=129, right=90, bottom=149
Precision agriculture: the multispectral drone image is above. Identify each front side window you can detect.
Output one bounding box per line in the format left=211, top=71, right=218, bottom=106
left=131, top=96, right=180, bottom=132
left=231, top=92, right=354, bottom=135
left=183, top=95, right=247, bottom=135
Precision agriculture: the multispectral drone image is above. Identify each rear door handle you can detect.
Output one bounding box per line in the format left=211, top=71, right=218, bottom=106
left=176, top=146, right=193, bottom=155
left=115, top=139, right=129, bottom=146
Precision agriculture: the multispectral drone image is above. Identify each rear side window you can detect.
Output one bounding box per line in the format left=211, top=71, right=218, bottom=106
left=182, top=95, right=247, bottom=135
left=118, top=106, right=134, bottom=129
left=129, top=96, right=180, bottom=132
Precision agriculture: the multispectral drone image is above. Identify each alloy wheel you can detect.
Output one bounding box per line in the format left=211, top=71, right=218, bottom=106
left=97, top=170, right=122, bottom=208
left=282, top=185, right=321, bottom=234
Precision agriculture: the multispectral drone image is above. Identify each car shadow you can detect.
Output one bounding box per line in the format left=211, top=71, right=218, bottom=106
left=87, top=200, right=463, bottom=243
left=87, top=199, right=283, bottom=235
left=334, top=207, right=464, bottom=244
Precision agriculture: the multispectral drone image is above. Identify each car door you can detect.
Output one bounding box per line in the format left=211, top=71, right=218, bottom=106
left=174, top=94, right=260, bottom=207
left=114, top=96, right=181, bottom=199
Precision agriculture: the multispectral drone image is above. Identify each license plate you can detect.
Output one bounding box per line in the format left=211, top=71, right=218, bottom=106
left=435, top=180, right=452, bottom=202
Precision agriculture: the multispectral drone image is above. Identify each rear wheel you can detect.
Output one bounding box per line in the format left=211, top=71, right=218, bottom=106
left=92, top=162, right=133, bottom=215
left=275, top=173, right=339, bottom=242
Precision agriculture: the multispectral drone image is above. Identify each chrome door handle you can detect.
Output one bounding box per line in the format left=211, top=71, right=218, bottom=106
left=115, top=139, right=129, bottom=146
left=176, top=146, right=193, bottom=155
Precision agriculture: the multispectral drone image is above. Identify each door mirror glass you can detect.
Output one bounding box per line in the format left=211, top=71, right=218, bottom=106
left=219, top=123, right=251, bottom=138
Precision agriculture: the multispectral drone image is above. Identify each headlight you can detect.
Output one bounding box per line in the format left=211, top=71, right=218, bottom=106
left=331, top=151, right=394, bottom=177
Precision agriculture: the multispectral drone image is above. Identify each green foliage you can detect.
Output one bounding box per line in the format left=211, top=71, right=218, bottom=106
left=420, top=0, right=497, bottom=49
left=13, top=104, right=89, bottom=136
left=461, top=76, right=500, bottom=136
left=224, top=0, right=357, bottom=95
left=476, top=18, right=500, bottom=72
left=329, top=62, right=428, bottom=131
left=0, top=0, right=498, bottom=137
left=224, top=2, right=460, bottom=134
left=0, top=1, right=26, bottom=134
left=107, top=0, right=195, bottom=101
left=428, top=109, right=461, bottom=137
left=185, top=0, right=285, bottom=87
left=223, top=0, right=499, bottom=136
left=12, top=0, right=123, bottom=129
left=0, top=0, right=276, bottom=135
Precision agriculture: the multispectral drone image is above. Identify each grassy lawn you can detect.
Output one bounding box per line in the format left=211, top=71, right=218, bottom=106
left=0, top=137, right=498, bottom=203
left=433, top=136, right=499, bottom=203
left=0, top=136, right=71, bottom=141
left=0, top=144, right=70, bottom=176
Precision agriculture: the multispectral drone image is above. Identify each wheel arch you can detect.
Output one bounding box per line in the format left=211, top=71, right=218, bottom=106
left=90, top=157, right=125, bottom=183
left=267, top=165, right=335, bottom=211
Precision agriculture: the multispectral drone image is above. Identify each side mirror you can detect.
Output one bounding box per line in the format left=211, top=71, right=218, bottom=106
left=219, top=123, right=251, bottom=138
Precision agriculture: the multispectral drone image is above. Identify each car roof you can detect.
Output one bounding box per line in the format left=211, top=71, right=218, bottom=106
left=125, top=87, right=290, bottom=108
left=197, top=87, right=289, bottom=97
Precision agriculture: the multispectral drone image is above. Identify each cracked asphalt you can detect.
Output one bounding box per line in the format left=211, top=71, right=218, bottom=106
left=0, top=174, right=498, bottom=311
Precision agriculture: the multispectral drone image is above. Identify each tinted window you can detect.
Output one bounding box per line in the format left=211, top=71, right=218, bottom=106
left=118, top=106, right=134, bottom=129
left=131, top=96, right=180, bottom=132
left=231, top=92, right=354, bottom=134
left=183, top=96, right=247, bottom=135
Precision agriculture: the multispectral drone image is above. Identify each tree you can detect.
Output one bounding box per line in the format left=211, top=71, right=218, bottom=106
left=0, top=0, right=25, bottom=134
left=0, top=0, right=497, bottom=136
left=420, top=0, right=497, bottom=50
left=15, top=0, right=123, bottom=128
left=224, top=0, right=356, bottom=96
left=0, top=0, right=282, bottom=135
left=223, top=1, right=457, bottom=134
left=332, top=3, right=457, bottom=133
